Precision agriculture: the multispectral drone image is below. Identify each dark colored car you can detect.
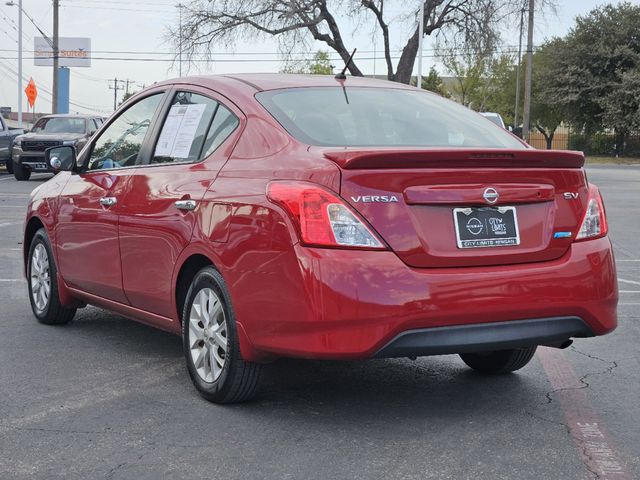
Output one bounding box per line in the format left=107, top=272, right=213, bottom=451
left=24, top=74, right=617, bottom=403
left=12, top=114, right=103, bottom=180
left=0, top=114, right=24, bottom=173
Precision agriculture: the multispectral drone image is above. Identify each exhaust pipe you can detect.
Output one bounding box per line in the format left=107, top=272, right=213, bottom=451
left=544, top=339, right=573, bottom=349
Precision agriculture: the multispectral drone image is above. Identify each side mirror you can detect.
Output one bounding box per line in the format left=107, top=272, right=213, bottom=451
left=45, top=145, right=76, bottom=172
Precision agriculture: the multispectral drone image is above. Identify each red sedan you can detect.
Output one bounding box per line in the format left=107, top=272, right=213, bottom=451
left=24, top=74, right=617, bottom=403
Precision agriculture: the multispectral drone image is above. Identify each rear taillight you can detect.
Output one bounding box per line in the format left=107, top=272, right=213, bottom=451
left=576, top=185, right=608, bottom=241
left=267, top=181, right=386, bottom=249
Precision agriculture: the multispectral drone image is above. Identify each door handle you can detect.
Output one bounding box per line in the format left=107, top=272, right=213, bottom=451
left=99, top=197, right=117, bottom=207
left=174, top=199, right=197, bottom=211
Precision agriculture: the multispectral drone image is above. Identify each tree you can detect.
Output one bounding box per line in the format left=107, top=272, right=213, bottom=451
left=118, top=91, right=136, bottom=107
left=479, top=54, right=518, bottom=124
left=420, top=66, right=448, bottom=96
left=546, top=2, right=640, bottom=154
left=281, top=50, right=333, bottom=74
left=439, top=43, right=491, bottom=107
left=173, top=0, right=525, bottom=84
left=529, top=40, right=565, bottom=149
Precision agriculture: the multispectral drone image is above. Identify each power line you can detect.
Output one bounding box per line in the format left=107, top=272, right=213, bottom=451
left=0, top=49, right=527, bottom=64
left=61, top=4, right=173, bottom=13
left=0, top=45, right=528, bottom=55
left=0, top=57, right=112, bottom=113
left=66, top=0, right=176, bottom=5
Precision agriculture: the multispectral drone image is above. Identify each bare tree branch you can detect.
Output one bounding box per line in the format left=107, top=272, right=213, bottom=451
left=169, top=0, right=556, bottom=83
left=361, top=0, right=393, bottom=78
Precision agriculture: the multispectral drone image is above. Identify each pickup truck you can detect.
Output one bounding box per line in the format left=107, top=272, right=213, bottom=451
left=0, top=114, right=24, bottom=174
left=12, top=114, right=103, bottom=180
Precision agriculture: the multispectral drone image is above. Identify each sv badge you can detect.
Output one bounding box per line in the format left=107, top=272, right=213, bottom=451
left=563, top=192, right=579, bottom=200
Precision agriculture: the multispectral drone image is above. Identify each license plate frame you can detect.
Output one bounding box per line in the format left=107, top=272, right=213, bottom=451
left=453, top=206, right=520, bottom=249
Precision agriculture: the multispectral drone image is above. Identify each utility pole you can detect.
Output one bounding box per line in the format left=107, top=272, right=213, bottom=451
left=109, top=78, right=124, bottom=111
left=514, top=5, right=525, bottom=131
left=522, top=0, right=534, bottom=142
left=17, top=0, right=22, bottom=127
left=6, top=1, right=23, bottom=127
left=52, top=0, right=59, bottom=114
left=416, top=2, right=424, bottom=88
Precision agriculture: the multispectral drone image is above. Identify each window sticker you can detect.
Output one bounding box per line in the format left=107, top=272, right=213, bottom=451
left=155, top=103, right=207, bottom=159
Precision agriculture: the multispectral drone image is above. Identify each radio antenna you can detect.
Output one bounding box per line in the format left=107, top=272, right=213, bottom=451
left=335, top=48, right=357, bottom=80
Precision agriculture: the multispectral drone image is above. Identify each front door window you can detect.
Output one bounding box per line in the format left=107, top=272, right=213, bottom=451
left=87, top=94, right=163, bottom=170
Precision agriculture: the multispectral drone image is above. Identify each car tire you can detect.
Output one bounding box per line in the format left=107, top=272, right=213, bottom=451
left=6, top=158, right=13, bottom=174
left=13, top=162, right=30, bottom=181
left=182, top=266, right=262, bottom=403
left=459, top=346, right=537, bottom=374
left=27, top=228, right=76, bottom=325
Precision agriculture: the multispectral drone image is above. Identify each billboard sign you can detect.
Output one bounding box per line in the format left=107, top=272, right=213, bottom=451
left=34, top=37, right=91, bottom=67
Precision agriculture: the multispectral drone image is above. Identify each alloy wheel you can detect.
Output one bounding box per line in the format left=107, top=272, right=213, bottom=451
left=188, top=288, right=228, bottom=383
left=30, top=243, right=51, bottom=313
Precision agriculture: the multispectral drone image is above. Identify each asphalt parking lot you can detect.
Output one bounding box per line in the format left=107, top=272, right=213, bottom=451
left=0, top=166, right=638, bottom=480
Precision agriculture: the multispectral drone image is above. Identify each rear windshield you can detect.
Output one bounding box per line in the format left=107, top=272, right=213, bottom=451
left=33, top=117, right=86, bottom=134
left=256, top=87, right=524, bottom=149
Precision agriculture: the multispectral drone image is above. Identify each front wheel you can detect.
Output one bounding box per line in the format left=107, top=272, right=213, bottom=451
left=28, top=228, right=76, bottom=324
left=14, top=162, right=30, bottom=181
left=6, top=158, right=13, bottom=174
left=182, top=267, right=262, bottom=403
left=459, top=346, right=537, bottom=374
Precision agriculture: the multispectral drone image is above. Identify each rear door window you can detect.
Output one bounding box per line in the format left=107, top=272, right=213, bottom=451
left=152, top=92, right=218, bottom=164
left=201, top=104, right=239, bottom=158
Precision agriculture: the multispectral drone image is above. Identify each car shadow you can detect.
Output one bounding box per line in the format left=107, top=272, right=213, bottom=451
left=65, top=306, right=543, bottom=426
left=65, top=306, right=183, bottom=360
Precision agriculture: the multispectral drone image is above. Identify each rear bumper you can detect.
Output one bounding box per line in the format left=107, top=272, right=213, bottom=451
left=238, top=236, right=618, bottom=361
left=374, top=316, right=593, bottom=358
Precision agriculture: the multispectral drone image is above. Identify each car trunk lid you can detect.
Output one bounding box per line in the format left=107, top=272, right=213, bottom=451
left=317, top=147, right=589, bottom=268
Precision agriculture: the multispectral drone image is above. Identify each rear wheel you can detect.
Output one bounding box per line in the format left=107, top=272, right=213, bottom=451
left=460, top=346, right=537, bottom=374
left=28, top=229, right=76, bottom=325
left=182, top=266, right=262, bottom=403
left=13, top=162, right=30, bottom=181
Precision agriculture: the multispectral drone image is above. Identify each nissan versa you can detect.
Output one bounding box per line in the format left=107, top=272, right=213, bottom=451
left=23, top=74, right=618, bottom=403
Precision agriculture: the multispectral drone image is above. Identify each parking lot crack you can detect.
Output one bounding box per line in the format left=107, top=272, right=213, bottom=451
left=569, top=346, right=619, bottom=388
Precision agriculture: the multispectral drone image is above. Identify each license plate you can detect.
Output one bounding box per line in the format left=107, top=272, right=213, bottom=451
left=34, top=163, right=47, bottom=170
left=453, top=206, right=520, bottom=248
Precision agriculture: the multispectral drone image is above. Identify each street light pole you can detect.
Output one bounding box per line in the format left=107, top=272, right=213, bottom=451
left=178, top=3, right=183, bottom=77
left=416, top=2, right=424, bottom=89
left=6, top=1, right=22, bottom=128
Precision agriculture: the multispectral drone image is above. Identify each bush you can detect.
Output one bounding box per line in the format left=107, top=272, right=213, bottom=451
left=567, top=132, right=639, bottom=156
left=568, top=133, right=589, bottom=153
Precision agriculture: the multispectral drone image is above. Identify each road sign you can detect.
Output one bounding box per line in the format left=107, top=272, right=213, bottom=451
left=25, top=78, right=38, bottom=108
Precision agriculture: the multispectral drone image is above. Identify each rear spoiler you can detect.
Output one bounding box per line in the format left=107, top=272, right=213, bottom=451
left=322, top=148, right=585, bottom=169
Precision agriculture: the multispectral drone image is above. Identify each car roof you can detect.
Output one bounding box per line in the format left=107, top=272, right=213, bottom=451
left=38, top=114, right=97, bottom=119
left=166, top=73, right=418, bottom=93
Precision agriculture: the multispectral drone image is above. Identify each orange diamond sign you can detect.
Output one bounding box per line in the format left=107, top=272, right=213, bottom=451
left=25, top=78, right=38, bottom=108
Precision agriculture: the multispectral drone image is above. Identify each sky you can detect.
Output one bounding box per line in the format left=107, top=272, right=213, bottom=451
left=0, top=0, right=637, bottom=116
